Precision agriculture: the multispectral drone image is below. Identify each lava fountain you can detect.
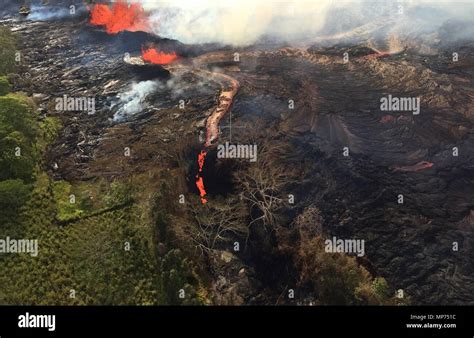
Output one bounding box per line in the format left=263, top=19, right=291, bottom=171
left=141, top=47, right=180, bottom=65
left=89, top=1, right=150, bottom=34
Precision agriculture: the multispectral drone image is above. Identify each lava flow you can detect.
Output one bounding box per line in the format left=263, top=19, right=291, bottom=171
left=194, top=68, right=240, bottom=204
left=205, top=74, right=240, bottom=147
left=141, top=47, right=179, bottom=65
left=89, top=1, right=150, bottom=34
left=195, top=150, right=208, bottom=204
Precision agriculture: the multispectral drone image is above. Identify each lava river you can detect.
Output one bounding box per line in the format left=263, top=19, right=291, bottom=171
left=194, top=68, right=240, bottom=204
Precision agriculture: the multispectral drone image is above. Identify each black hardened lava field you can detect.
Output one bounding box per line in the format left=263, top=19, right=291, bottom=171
left=0, top=0, right=473, bottom=336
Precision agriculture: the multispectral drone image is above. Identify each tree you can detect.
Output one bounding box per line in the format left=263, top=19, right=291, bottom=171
left=0, top=131, right=36, bottom=181
left=159, top=249, right=202, bottom=305
left=186, top=198, right=248, bottom=255
left=233, top=136, right=301, bottom=230
left=0, top=94, right=38, bottom=181
left=0, top=94, right=37, bottom=142
left=0, top=179, right=30, bottom=217
left=296, top=236, right=400, bottom=305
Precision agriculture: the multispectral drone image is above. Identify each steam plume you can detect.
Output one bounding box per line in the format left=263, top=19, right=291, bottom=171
left=113, top=80, right=158, bottom=121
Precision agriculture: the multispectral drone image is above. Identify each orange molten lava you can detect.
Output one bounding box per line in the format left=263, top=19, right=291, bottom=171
left=89, top=1, right=149, bottom=34
left=196, top=177, right=208, bottom=204
left=141, top=47, right=179, bottom=65
left=197, top=150, right=207, bottom=172
left=195, top=150, right=208, bottom=204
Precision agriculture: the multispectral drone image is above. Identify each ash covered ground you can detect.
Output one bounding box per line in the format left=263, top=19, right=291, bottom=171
left=0, top=1, right=473, bottom=305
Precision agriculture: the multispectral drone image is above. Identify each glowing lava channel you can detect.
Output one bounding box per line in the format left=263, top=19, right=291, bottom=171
left=193, top=69, right=240, bottom=204
left=195, top=150, right=208, bottom=204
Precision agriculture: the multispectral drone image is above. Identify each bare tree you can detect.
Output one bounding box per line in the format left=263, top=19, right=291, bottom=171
left=186, top=199, right=248, bottom=255
left=233, top=134, right=301, bottom=231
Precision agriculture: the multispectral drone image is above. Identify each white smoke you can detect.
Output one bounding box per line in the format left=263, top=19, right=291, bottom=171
left=133, top=0, right=474, bottom=46
left=28, top=4, right=87, bottom=21
left=113, top=80, right=158, bottom=121
left=28, top=5, right=70, bottom=20
left=144, top=0, right=334, bottom=45
left=113, top=75, right=214, bottom=121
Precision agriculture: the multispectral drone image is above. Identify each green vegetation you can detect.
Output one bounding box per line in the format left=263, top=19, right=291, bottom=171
left=0, top=93, right=38, bottom=182
left=52, top=181, right=86, bottom=222
left=0, top=173, right=206, bottom=305
left=0, top=76, right=12, bottom=96
left=0, top=171, right=205, bottom=304
left=0, top=174, right=154, bottom=304
left=0, top=76, right=37, bottom=218
left=160, top=249, right=202, bottom=305
left=0, top=27, right=16, bottom=76
left=297, top=236, right=405, bottom=305
left=37, top=116, right=62, bottom=152
left=0, top=179, right=30, bottom=218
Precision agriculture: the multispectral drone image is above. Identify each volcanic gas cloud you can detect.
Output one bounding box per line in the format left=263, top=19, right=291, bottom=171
left=141, top=47, right=179, bottom=65
left=89, top=1, right=150, bottom=34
